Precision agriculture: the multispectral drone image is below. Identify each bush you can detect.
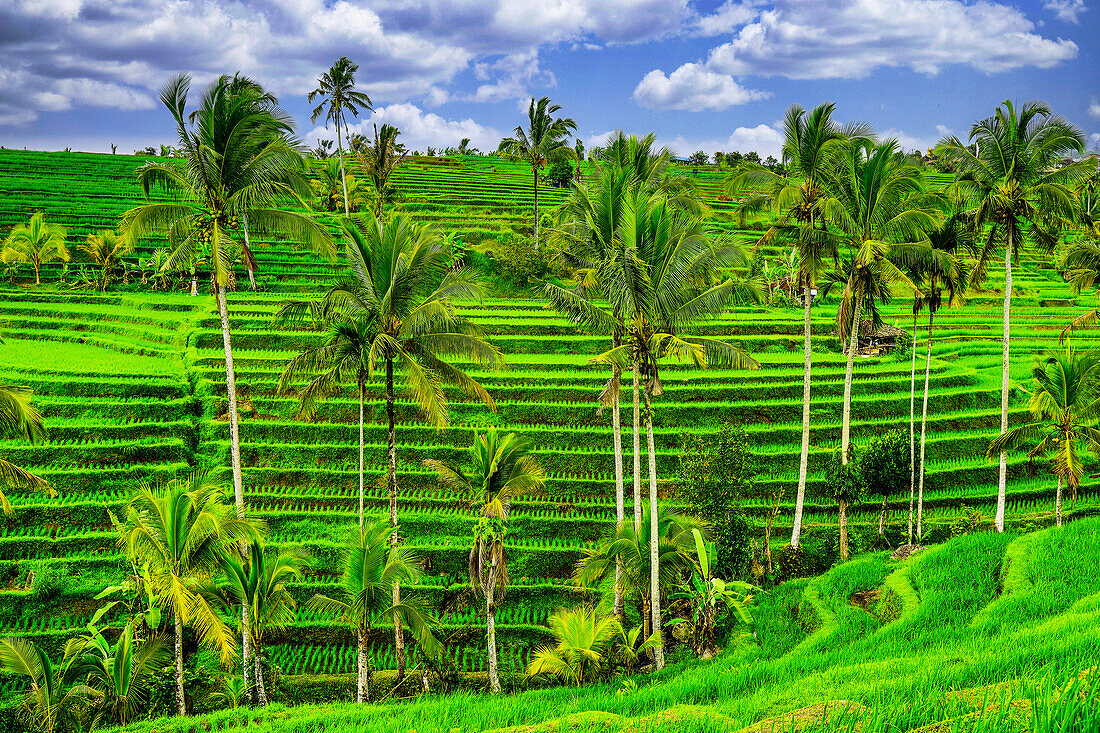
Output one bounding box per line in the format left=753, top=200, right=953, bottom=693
left=543, top=161, right=574, bottom=188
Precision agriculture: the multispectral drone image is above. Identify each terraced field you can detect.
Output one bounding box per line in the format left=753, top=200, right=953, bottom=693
left=0, top=150, right=1096, bottom=686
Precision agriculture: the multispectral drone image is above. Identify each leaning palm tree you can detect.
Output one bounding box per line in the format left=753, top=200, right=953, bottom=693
left=65, top=623, right=168, bottom=728
left=0, top=637, right=91, bottom=733
left=936, top=100, right=1089, bottom=532
left=114, top=474, right=259, bottom=716
left=279, top=214, right=500, bottom=678
left=79, top=229, right=132, bottom=292
left=307, top=519, right=442, bottom=703
left=0, top=379, right=50, bottom=515
left=309, top=57, right=373, bottom=218
left=819, top=140, right=942, bottom=465
left=2, top=212, right=69, bottom=285
left=357, top=123, right=408, bottom=217
left=206, top=540, right=304, bottom=705
left=498, top=96, right=577, bottom=248
left=424, top=428, right=546, bottom=694
left=987, top=348, right=1100, bottom=527
left=726, top=102, right=864, bottom=548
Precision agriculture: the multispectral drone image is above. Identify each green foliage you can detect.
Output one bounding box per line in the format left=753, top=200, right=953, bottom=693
left=542, top=161, right=574, bottom=188
left=859, top=430, right=908, bottom=500
left=824, top=448, right=866, bottom=504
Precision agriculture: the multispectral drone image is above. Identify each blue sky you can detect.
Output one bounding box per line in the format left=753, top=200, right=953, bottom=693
left=1, top=0, right=1097, bottom=158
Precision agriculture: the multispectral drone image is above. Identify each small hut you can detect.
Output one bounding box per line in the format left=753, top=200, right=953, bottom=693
left=849, top=320, right=908, bottom=356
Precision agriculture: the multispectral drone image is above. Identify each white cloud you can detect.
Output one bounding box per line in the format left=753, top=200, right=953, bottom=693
left=1089, top=98, right=1100, bottom=121
left=636, top=0, right=1078, bottom=106
left=633, top=63, right=769, bottom=111
left=721, top=124, right=784, bottom=158
left=1043, top=0, right=1086, bottom=23
left=694, top=1, right=760, bottom=36
left=1090, top=133, right=1100, bottom=150
left=879, top=128, right=937, bottom=155
left=310, top=103, right=502, bottom=153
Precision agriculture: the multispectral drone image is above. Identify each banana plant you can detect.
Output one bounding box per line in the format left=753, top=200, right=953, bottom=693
left=65, top=622, right=169, bottom=728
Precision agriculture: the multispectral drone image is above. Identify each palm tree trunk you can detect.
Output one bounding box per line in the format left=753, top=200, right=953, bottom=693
left=1056, top=475, right=1063, bottom=527
left=190, top=273, right=198, bottom=296
left=632, top=367, right=642, bottom=533
left=917, top=311, right=933, bottom=540
left=792, top=285, right=812, bottom=548
left=338, top=115, right=350, bottom=218
left=242, top=212, right=256, bottom=290
left=174, top=616, right=186, bottom=716
left=357, top=627, right=368, bottom=704
left=644, top=393, right=665, bottom=671
left=838, top=498, right=849, bottom=561
left=34, top=262, right=40, bottom=286
left=358, top=375, right=365, bottom=528
left=386, top=358, right=405, bottom=680
left=841, top=296, right=864, bottom=464
left=486, top=551, right=501, bottom=694
left=908, top=310, right=918, bottom=543
left=995, top=237, right=1012, bottom=533
left=878, top=495, right=887, bottom=537
left=254, top=650, right=268, bottom=706
left=612, top=364, right=625, bottom=618
left=215, top=283, right=252, bottom=700
left=533, top=170, right=540, bottom=249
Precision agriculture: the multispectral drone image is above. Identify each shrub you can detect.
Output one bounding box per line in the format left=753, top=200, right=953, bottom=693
left=543, top=161, right=574, bottom=188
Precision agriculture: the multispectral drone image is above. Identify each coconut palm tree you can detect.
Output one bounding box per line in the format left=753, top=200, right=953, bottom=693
left=312, top=156, right=362, bottom=213
left=2, top=212, right=69, bottom=285
left=206, top=540, right=304, bottom=705
left=277, top=315, right=374, bottom=527
left=819, top=140, right=942, bottom=466
left=526, top=608, right=622, bottom=686
left=0, top=637, right=91, bottom=733
left=987, top=348, right=1100, bottom=527
left=936, top=100, right=1089, bottom=532
left=498, top=96, right=577, bottom=248
left=0, top=379, right=49, bottom=515
left=307, top=519, right=442, bottom=703
left=726, top=102, right=865, bottom=549
left=114, top=474, right=259, bottom=716
left=309, top=57, right=373, bottom=218
left=280, top=214, right=500, bottom=678
left=424, top=428, right=546, bottom=694
left=79, top=230, right=131, bottom=292
left=358, top=123, right=408, bottom=217
left=65, top=623, right=168, bottom=727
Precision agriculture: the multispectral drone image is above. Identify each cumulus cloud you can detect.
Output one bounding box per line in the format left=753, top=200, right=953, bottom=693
left=633, top=64, right=769, bottom=111
left=311, top=103, right=502, bottom=153
left=1043, top=0, right=1086, bottom=23
left=1090, top=133, right=1100, bottom=150
left=635, top=0, right=1079, bottom=109
left=694, top=1, right=760, bottom=36
left=879, top=128, right=938, bottom=155
left=1089, top=98, right=1100, bottom=121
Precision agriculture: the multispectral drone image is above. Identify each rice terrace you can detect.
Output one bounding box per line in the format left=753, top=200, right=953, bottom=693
left=1, top=4, right=1100, bottom=732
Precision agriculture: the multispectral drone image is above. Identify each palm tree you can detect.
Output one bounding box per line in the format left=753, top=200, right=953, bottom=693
left=206, top=540, right=304, bottom=705
left=277, top=315, right=374, bottom=527
left=526, top=608, right=622, bottom=686
left=65, top=623, right=168, bottom=727
left=424, top=428, right=546, bottom=693
left=0, top=637, right=91, bottom=733
left=357, top=123, right=408, bottom=217
left=936, top=100, right=1089, bottom=532
left=313, top=156, right=362, bottom=213
left=114, top=474, right=259, bottom=716
left=819, top=140, right=941, bottom=466
left=307, top=519, right=442, bottom=703
left=309, top=57, right=373, bottom=218
left=987, top=348, right=1100, bottom=527
left=911, top=212, right=970, bottom=540
left=281, top=214, right=500, bottom=678
left=79, top=229, right=132, bottom=292
left=2, top=212, right=69, bottom=285
left=498, top=96, right=577, bottom=248
left=0, top=379, right=49, bottom=515
left=726, top=102, right=864, bottom=549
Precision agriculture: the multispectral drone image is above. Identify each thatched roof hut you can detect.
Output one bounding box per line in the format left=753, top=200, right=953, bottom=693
left=843, top=320, right=909, bottom=356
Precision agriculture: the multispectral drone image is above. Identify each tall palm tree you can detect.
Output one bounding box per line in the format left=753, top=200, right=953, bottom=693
left=0, top=379, right=49, bottom=515
left=206, top=541, right=304, bottom=705
left=79, top=230, right=131, bottom=292
left=911, top=212, right=970, bottom=540
left=312, top=156, right=362, bottom=213
left=820, top=140, right=941, bottom=466
left=0, top=637, right=91, bottom=733
left=592, top=190, right=757, bottom=669
left=987, top=348, right=1100, bottom=527
left=309, top=57, right=373, bottom=218
left=282, top=214, right=500, bottom=678
left=307, top=519, right=442, bottom=703
left=498, top=96, right=577, bottom=248
left=358, top=123, right=408, bottom=217
left=936, top=100, right=1089, bottom=532
left=277, top=315, right=374, bottom=527
left=2, top=212, right=69, bottom=285
left=726, top=102, right=863, bottom=548
left=424, top=428, right=546, bottom=694
left=114, top=474, right=259, bottom=716
left=65, top=623, right=168, bottom=727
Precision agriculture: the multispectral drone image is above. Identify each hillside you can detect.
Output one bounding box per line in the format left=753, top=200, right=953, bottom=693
left=0, top=149, right=1097, bottom=690
left=108, top=519, right=1100, bottom=732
